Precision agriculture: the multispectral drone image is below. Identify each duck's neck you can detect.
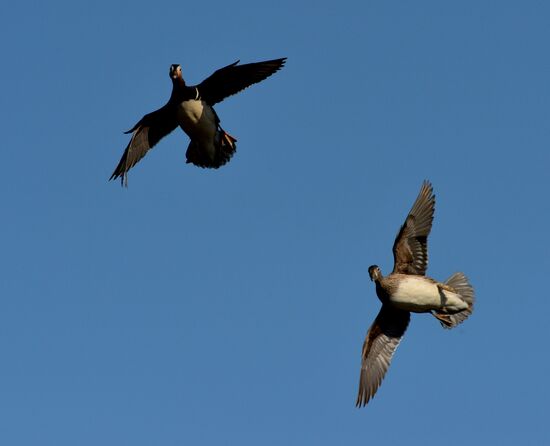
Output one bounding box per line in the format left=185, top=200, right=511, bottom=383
left=374, top=278, right=389, bottom=304
left=173, top=77, right=185, bottom=87
left=170, top=77, right=186, bottom=101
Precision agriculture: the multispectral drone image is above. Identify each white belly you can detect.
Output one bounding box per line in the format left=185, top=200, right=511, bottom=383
left=390, top=276, right=468, bottom=313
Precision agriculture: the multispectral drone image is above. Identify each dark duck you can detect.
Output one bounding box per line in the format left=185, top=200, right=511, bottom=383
left=111, top=58, right=286, bottom=185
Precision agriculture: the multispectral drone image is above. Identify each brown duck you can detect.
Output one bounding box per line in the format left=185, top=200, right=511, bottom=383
left=110, top=58, right=286, bottom=185
left=356, top=181, right=474, bottom=407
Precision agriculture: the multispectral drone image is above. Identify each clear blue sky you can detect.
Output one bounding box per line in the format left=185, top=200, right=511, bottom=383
left=1, top=1, right=549, bottom=444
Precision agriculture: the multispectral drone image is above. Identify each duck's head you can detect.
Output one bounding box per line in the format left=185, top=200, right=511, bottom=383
left=368, top=265, right=382, bottom=282
left=169, top=64, right=182, bottom=80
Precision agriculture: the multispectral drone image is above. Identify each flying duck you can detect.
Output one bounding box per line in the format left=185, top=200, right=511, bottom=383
left=110, top=58, right=286, bottom=185
left=356, top=181, right=474, bottom=407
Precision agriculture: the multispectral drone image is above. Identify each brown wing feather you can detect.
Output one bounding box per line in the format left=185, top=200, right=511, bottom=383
left=356, top=305, right=410, bottom=407
left=110, top=105, right=178, bottom=186
left=197, top=58, right=286, bottom=105
left=392, top=181, right=435, bottom=275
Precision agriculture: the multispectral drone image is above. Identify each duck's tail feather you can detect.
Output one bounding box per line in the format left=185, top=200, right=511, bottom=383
left=186, top=127, right=237, bottom=168
left=432, top=272, right=475, bottom=329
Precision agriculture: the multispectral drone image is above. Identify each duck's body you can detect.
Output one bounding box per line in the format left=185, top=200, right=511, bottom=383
left=356, top=181, right=475, bottom=407
left=175, top=94, right=235, bottom=168
left=376, top=274, right=469, bottom=314
left=110, top=58, right=286, bottom=185
left=167, top=72, right=237, bottom=169
left=176, top=97, right=219, bottom=163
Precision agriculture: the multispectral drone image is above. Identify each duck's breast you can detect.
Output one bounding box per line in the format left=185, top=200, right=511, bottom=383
left=177, top=100, right=217, bottom=140
left=390, top=276, right=444, bottom=312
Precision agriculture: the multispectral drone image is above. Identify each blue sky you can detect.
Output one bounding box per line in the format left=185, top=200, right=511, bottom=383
left=1, top=1, right=549, bottom=444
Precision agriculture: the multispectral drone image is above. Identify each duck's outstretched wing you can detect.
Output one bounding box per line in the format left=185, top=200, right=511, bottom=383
left=356, top=305, right=410, bottom=407
left=110, top=105, right=178, bottom=186
left=197, top=58, right=286, bottom=106
left=392, top=180, right=435, bottom=275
